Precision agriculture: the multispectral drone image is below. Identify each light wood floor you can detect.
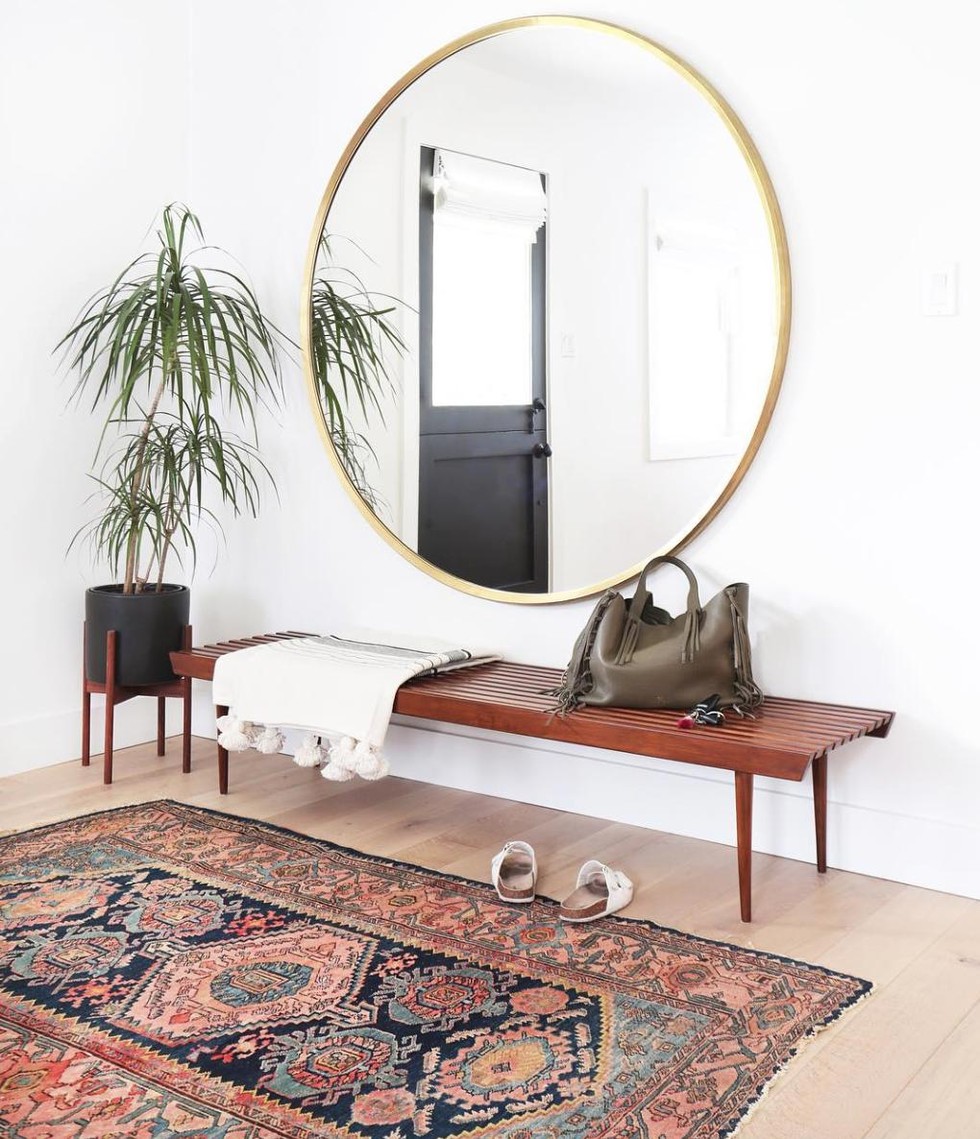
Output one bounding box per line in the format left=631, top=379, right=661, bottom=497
left=3, top=736, right=978, bottom=1138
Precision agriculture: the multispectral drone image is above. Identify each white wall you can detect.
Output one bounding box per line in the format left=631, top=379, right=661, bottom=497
left=0, top=0, right=191, bottom=771
left=2, top=0, right=978, bottom=902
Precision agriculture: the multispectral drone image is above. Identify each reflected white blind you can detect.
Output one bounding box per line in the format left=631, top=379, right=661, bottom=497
left=433, top=149, right=547, bottom=241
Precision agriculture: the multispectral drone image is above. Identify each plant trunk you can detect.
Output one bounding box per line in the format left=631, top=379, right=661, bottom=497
left=123, top=370, right=169, bottom=593
left=156, top=530, right=176, bottom=591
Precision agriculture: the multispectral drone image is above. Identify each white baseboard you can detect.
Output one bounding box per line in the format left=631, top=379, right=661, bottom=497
left=386, top=717, right=980, bottom=901
left=0, top=691, right=222, bottom=780
left=4, top=708, right=976, bottom=901
left=0, top=701, right=162, bottom=778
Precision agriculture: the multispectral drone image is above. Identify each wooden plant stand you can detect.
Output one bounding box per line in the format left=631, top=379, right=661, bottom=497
left=82, top=624, right=193, bottom=785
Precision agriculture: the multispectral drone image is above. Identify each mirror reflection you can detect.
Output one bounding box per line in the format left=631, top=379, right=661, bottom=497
left=307, top=20, right=789, bottom=600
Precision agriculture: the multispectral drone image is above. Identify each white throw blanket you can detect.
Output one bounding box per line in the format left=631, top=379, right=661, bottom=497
left=212, top=630, right=499, bottom=782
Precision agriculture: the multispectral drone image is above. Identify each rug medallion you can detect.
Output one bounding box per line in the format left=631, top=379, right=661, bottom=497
left=0, top=801, right=870, bottom=1137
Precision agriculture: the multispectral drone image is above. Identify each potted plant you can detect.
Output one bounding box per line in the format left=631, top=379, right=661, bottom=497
left=60, top=203, right=285, bottom=686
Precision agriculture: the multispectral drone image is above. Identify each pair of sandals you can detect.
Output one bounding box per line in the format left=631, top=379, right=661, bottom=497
left=490, top=840, right=634, bottom=922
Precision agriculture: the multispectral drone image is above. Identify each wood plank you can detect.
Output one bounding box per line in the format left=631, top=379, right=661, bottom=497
left=735, top=904, right=980, bottom=1139
left=864, top=996, right=980, bottom=1138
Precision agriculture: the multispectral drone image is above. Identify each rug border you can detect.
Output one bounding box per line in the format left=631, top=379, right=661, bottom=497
left=0, top=797, right=875, bottom=989
left=1, top=796, right=874, bottom=1139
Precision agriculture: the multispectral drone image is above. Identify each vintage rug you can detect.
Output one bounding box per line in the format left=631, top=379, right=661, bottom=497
left=0, top=801, right=871, bottom=1138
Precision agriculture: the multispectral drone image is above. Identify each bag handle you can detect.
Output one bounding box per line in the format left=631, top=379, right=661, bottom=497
left=616, top=555, right=703, bottom=666
left=627, top=555, right=701, bottom=623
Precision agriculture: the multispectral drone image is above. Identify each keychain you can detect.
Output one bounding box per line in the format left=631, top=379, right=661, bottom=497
left=677, top=694, right=725, bottom=729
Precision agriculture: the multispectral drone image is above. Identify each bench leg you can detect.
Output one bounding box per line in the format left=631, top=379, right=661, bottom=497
left=813, top=753, right=828, bottom=873
left=216, top=704, right=229, bottom=794
left=735, top=771, right=753, bottom=923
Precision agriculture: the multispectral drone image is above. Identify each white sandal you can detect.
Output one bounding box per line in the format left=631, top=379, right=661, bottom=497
left=559, top=860, right=633, bottom=922
left=491, top=840, right=537, bottom=903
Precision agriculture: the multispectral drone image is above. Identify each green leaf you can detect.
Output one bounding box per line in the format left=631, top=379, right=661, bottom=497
left=57, top=203, right=286, bottom=590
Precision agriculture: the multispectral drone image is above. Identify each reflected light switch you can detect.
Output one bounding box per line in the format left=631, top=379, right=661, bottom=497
left=560, top=333, right=576, bottom=357
left=921, top=263, right=958, bottom=316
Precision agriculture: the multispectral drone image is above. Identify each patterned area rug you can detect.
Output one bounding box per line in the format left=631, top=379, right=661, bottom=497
left=0, top=801, right=870, bottom=1138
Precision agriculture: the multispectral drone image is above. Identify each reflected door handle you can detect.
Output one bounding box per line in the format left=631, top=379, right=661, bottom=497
left=532, top=442, right=552, bottom=458
left=531, top=397, right=546, bottom=412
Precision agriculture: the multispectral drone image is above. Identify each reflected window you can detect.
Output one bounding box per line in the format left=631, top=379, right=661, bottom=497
left=425, top=148, right=546, bottom=408
left=432, top=224, right=533, bottom=406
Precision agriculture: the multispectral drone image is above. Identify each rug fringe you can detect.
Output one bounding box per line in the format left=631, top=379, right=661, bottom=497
left=722, top=982, right=876, bottom=1138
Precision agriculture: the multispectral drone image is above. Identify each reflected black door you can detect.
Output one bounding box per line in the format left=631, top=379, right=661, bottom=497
left=417, top=147, right=549, bottom=592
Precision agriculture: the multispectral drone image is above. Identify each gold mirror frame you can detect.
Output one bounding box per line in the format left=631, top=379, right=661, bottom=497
left=301, top=15, right=791, bottom=605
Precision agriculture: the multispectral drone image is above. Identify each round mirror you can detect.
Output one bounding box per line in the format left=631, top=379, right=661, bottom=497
left=302, top=16, right=790, bottom=603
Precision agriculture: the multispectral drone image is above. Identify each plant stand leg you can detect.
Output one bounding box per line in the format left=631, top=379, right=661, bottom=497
left=103, top=629, right=117, bottom=786
left=180, top=626, right=192, bottom=774
left=181, top=674, right=192, bottom=774
left=82, top=688, right=91, bottom=766
left=157, top=698, right=166, bottom=756
left=81, top=623, right=91, bottom=767
left=182, top=681, right=192, bottom=773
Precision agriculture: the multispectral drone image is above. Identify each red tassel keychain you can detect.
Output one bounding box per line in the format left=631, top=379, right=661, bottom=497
left=677, top=694, right=725, bottom=729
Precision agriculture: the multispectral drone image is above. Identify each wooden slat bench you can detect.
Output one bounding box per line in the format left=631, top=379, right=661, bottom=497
left=171, top=632, right=893, bottom=922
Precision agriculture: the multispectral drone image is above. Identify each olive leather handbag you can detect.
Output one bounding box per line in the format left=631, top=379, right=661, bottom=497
left=552, top=555, right=763, bottom=714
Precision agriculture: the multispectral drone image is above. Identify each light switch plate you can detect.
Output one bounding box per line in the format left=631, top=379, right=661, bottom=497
left=921, top=263, right=958, bottom=316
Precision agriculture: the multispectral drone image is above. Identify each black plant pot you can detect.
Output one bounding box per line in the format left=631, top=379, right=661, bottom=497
left=85, top=584, right=190, bottom=686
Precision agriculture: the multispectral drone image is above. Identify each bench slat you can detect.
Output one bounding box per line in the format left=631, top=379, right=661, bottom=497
left=170, top=647, right=892, bottom=782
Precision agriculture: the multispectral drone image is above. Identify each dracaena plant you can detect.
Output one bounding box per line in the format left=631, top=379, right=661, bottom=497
left=308, top=233, right=404, bottom=513
left=59, top=203, right=285, bottom=594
